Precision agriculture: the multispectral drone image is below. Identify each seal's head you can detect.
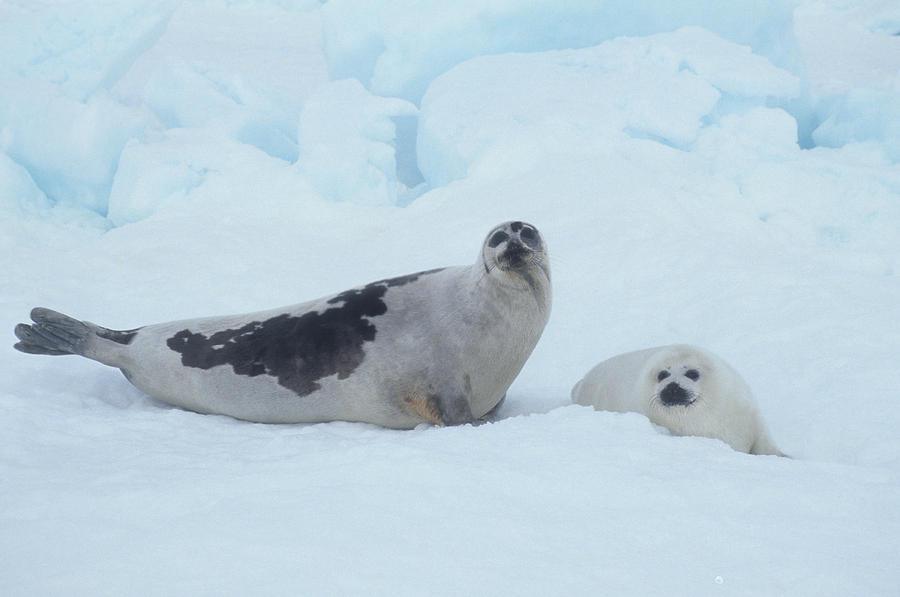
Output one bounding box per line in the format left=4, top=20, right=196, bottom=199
left=645, top=345, right=719, bottom=411
left=652, top=365, right=701, bottom=407
left=481, top=221, right=550, bottom=283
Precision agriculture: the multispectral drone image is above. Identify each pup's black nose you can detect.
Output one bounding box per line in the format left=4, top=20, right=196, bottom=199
left=660, top=382, right=691, bottom=406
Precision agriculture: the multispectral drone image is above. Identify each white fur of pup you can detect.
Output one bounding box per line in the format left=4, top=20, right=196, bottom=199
left=571, top=344, right=785, bottom=456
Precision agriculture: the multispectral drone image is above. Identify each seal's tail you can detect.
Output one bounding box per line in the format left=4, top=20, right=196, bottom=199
left=14, top=308, right=93, bottom=356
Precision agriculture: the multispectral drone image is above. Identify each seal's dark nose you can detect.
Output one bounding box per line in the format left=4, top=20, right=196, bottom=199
left=501, top=240, right=530, bottom=267
left=660, top=382, right=691, bottom=406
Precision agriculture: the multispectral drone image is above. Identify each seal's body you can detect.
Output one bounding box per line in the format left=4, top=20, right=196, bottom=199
left=15, top=221, right=551, bottom=428
left=571, top=344, right=784, bottom=456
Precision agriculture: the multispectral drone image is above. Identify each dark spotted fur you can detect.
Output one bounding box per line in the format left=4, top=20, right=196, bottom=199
left=165, top=268, right=444, bottom=396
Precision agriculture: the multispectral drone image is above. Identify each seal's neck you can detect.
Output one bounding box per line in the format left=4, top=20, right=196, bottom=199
left=467, top=262, right=552, bottom=323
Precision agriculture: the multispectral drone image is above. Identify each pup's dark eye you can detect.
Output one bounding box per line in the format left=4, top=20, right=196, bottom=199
left=657, top=371, right=670, bottom=382
left=488, top=231, right=509, bottom=248
left=520, top=226, right=539, bottom=247
left=685, top=369, right=700, bottom=381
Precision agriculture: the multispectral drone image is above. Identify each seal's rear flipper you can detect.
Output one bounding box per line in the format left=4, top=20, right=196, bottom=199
left=14, top=308, right=92, bottom=356
left=750, top=431, right=789, bottom=458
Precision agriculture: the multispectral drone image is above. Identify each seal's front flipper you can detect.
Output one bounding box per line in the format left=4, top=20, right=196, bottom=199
left=479, top=393, right=506, bottom=422
left=437, top=393, right=475, bottom=426
left=402, top=391, right=475, bottom=427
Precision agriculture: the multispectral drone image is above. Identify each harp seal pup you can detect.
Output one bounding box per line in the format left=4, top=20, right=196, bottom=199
left=14, top=221, right=551, bottom=428
left=571, top=344, right=785, bottom=456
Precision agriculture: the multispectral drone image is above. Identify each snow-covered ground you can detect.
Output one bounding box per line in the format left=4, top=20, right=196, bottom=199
left=2, top=1, right=899, bottom=594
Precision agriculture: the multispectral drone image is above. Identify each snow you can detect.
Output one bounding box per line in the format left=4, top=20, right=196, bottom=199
left=418, top=27, right=801, bottom=187
left=2, top=0, right=899, bottom=595
left=296, top=78, right=418, bottom=205
left=320, top=0, right=802, bottom=103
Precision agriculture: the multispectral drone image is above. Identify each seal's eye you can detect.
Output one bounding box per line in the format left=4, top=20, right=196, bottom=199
left=685, top=369, right=700, bottom=381
left=520, top=226, right=539, bottom=247
left=657, top=370, right=670, bottom=382
left=488, top=231, right=509, bottom=248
